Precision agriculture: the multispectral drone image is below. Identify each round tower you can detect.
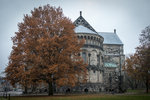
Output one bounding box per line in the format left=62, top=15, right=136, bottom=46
left=73, top=11, right=105, bottom=92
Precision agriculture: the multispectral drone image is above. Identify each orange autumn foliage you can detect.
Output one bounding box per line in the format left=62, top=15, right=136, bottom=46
left=123, top=53, right=141, bottom=80
left=5, top=5, right=87, bottom=94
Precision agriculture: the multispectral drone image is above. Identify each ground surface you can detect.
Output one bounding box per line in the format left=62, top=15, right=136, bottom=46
left=0, top=89, right=150, bottom=100
left=1, top=94, right=150, bottom=100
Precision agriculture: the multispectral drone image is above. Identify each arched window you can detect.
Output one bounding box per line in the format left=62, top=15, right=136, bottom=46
left=90, top=50, right=97, bottom=65
left=97, top=55, right=100, bottom=66
left=82, top=52, right=86, bottom=63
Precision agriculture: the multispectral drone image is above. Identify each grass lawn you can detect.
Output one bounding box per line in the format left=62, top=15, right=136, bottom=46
left=127, top=89, right=146, bottom=93
left=1, top=94, right=150, bottom=100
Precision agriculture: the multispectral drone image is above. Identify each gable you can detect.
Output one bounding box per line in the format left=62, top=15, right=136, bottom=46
left=73, top=11, right=97, bottom=34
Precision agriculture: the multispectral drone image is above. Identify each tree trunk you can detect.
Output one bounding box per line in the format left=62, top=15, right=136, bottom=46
left=146, top=76, right=149, bottom=93
left=48, top=82, right=53, bottom=96
left=24, top=86, right=27, bottom=94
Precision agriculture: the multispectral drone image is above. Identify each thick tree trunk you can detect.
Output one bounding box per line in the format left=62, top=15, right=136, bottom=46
left=24, top=86, right=27, bottom=94
left=48, top=82, right=53, bottom=96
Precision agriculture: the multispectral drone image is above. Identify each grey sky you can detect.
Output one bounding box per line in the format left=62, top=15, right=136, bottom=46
left=0, top=0, right=150, bottom=75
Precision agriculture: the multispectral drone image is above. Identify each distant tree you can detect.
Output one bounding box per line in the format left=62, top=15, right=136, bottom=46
left=123, top=54, right=140, bottom=79
left=124, top=26, right=150, bottom=93
left=5, top=5, right=87, bottom=95
left=123, top=54, right=143, bottom=89
left=137, top=25, right=150, bottom=93
left=139, top=25, right=150, bottom=46
left=136, top=46, right=150, bottom=93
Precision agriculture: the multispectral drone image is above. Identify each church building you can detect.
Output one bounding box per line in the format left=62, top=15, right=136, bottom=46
left=63, top=11, right=125, bottom=92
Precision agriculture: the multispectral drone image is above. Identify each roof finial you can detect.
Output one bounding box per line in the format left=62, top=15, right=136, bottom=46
left=114, top=29, right=116, bottom=34
left=80, top=11, right=82, bottom=16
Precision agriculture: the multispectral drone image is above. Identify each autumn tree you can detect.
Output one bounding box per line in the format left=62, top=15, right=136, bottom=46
left=5, top=5, right=87, bottom=95
left=136, top=25, right=150, bottom=93
left=123, top=54, right=143, bottom=89
left=136, top=46, right=150, bottom=93
left=124, top=25, right=150, bottom=93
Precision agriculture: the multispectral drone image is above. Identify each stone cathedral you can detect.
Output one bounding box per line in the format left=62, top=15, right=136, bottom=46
left=57, top=12, right=125, bottom=93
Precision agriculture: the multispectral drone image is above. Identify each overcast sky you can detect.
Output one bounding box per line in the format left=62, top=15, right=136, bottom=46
left=0, top=0, right=150, bottom=75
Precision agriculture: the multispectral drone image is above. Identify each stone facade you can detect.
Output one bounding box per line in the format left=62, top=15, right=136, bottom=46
left=103, top=44, right=125, bottom=91
left=72, top=12, right=124, bottom=93
left=56, top=12, right=125, bottom=93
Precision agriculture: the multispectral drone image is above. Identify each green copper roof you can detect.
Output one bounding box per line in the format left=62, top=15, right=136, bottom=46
left=104, top=62, right=117, bottom=67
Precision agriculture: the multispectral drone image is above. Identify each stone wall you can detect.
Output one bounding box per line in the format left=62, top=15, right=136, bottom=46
left=103, top=44, right=125, bottom=91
